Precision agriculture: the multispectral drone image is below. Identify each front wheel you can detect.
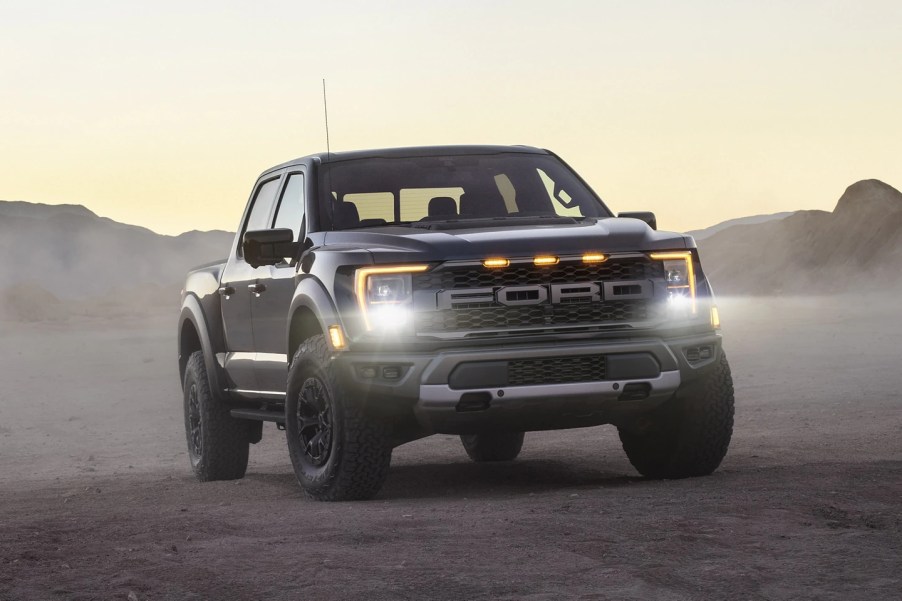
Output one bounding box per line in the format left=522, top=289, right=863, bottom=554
left=285, top=335, right=393, bottom=501
left=618, top=352, right=735, bottom=479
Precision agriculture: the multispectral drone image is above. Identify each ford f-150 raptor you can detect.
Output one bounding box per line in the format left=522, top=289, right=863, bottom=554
left=177, top=145, right=734, bottom=501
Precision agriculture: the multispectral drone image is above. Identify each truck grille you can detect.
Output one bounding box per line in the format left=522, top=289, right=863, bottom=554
left=508, top=355, right=607, bottom=386
left=413, top=257, right=662, bottom=335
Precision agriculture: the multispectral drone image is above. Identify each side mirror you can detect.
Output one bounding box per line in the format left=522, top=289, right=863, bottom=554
left=243, top=228, right=299, bottom=268
left=617, top=211, right=657, bottom=231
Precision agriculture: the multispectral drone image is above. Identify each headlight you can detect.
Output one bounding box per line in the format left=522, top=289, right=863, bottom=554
left=650, top=251, right=697, bottom=315
left=354, top=265, right=429, bottom=332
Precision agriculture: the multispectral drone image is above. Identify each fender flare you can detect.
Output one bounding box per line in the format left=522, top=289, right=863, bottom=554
left=178, top=294, right=225, bottom=397
left=286, top=277, right=343, bottom=358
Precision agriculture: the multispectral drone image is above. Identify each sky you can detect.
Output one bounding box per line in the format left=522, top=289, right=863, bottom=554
left=2, top=0, right=901, bottom=235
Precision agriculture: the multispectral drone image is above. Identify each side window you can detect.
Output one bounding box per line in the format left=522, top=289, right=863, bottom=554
left=245, top=178, right=281, bottom=232
left=239, top=177, right=281, bottom=257
left=273, top=173, right=305, bottom=240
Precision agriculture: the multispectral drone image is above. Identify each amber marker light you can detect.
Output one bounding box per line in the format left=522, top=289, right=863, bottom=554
left=533, top=255, right=559, bottom=266
left=354, top=264, right=429, bottom=331
left=710, top=306, right=721, bottom=329
left=582, top=253, right=607, bottom=264
left=482, top=258, right=510, bottom=268
left=328, top=325, right=347, bottom=349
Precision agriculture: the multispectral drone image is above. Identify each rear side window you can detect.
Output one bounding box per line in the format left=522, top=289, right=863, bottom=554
left=273, top=173, right=305, bottom=240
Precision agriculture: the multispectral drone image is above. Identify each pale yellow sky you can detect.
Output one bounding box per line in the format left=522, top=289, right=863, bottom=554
left=2, top=1, right=901, bottom=235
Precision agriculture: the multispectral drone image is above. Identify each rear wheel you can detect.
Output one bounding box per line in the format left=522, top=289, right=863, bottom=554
left=183, top=351, right=249, bottom=481
left=285, top=335, right=393, bottom=501
left=460, top=432, right=525, bottom=462
left=618, top=352, right=734, bottom=479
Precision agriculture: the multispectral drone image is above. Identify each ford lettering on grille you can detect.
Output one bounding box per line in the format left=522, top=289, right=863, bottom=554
left=437, top=281, right=652, bottom=310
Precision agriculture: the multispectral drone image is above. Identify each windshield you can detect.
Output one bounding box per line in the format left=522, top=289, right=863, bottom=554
left=316, top=152, right=611, bottom=230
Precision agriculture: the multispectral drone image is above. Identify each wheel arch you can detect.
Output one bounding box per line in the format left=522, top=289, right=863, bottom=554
left=287, top=278, right=343, bottom=363
left=178, top=294, right=224, bottom=396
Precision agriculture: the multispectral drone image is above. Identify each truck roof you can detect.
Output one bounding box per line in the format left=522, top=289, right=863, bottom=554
left=261, top=144, right=549, bottom=176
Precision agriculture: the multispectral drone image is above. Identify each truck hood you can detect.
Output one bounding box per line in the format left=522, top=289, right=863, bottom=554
left=321, top=217, right=692, bottom=264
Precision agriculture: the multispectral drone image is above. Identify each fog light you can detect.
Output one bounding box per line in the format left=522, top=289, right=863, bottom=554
left=358, top=366, right=377, bottom=379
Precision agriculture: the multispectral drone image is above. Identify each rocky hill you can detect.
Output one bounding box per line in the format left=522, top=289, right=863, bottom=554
left=0, top=201, right=233, bottom=320
left=697, top=180, right=902, bottom=295
left=687, top=212, right=794, bottom=241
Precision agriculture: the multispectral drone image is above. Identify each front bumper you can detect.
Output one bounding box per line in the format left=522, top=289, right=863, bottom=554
left=334, top=331, right=723, bottom=435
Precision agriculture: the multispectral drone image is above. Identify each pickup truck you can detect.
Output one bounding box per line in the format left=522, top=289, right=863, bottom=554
left=177, top=145, right=734, bottom=501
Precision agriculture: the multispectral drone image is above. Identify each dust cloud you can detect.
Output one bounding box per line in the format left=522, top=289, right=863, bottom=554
left=1, top=294, right=899, bottom=599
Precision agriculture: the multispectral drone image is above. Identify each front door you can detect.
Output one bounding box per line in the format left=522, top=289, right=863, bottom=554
left=219, top=174, right=282, bottom=392
left=251, top=171, right=307, bottom=394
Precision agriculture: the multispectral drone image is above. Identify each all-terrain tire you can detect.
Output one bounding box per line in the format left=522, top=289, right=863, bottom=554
left=183, top=351, right=250, bottom=481
left=460, top=432, right=525, bottom=462
left=618, top=352, right=734, bottom=479
left=285, top=335, right=392, bottom=501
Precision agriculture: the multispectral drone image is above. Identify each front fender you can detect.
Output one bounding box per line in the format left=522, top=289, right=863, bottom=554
left=287, top=276, right=343, bottom=355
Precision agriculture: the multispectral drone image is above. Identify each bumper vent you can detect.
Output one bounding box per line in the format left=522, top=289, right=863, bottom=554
left=508, top=355, right=607, bottom=387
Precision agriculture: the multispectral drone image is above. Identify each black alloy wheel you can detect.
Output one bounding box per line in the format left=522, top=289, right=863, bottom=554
left=285, top=335, right=393, bottom=501
left=296, top=376, right=334, bottom=467
left=186, top=382, right=203, bottom=461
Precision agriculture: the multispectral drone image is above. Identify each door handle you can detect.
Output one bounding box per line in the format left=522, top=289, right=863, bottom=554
left=248, top=283, right=267, bottom=297
left=218, top=286, right=236, bottom=298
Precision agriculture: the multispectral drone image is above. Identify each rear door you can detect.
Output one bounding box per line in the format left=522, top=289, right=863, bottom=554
left=251, top=170, right=307, bottom=393
left=219, top=174, right=283, bottom=392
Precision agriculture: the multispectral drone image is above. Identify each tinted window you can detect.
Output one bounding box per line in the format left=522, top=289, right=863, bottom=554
left=317, top=153, right=609, bottom=230
left=273, top=173, right=305, bottom=240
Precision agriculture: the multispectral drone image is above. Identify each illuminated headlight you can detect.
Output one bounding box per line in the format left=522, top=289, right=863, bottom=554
left=650, top=252, right=697, bottom=316
left=354, top=265, right=429, bottom=332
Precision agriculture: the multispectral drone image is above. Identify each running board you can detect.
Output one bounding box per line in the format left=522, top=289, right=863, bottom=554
left=230, top=408, right=285, bottom=424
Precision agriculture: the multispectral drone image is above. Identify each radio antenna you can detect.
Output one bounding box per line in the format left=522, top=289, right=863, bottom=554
left=322, top=78, right=331, bottom=158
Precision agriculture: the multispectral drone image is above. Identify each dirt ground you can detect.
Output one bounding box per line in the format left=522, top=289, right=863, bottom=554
left=1, top=297, right=900, bottom=600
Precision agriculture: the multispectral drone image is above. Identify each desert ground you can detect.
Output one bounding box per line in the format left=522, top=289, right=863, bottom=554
left=1, top=297, right=900, bottom=600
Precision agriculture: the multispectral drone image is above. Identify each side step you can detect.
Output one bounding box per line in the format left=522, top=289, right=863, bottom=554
left=230, top=408, right=285, bottom=424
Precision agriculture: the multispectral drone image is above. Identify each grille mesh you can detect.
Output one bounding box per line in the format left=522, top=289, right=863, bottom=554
left=508, top=355, right=607, bottom=386
left=414, top=300, right=650, bottom=332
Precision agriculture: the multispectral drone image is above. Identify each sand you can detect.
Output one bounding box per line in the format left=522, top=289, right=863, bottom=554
left=0, top=297, right=900, bottom=600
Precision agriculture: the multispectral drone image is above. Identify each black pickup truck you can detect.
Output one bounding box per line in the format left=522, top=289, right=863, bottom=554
left=177, top=145, right=734, bottom=501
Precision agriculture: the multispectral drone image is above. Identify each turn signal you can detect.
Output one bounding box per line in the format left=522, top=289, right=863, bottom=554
left=710, top=306, right=721, bottom=329
left=328, top=325, right=347, bottom=350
